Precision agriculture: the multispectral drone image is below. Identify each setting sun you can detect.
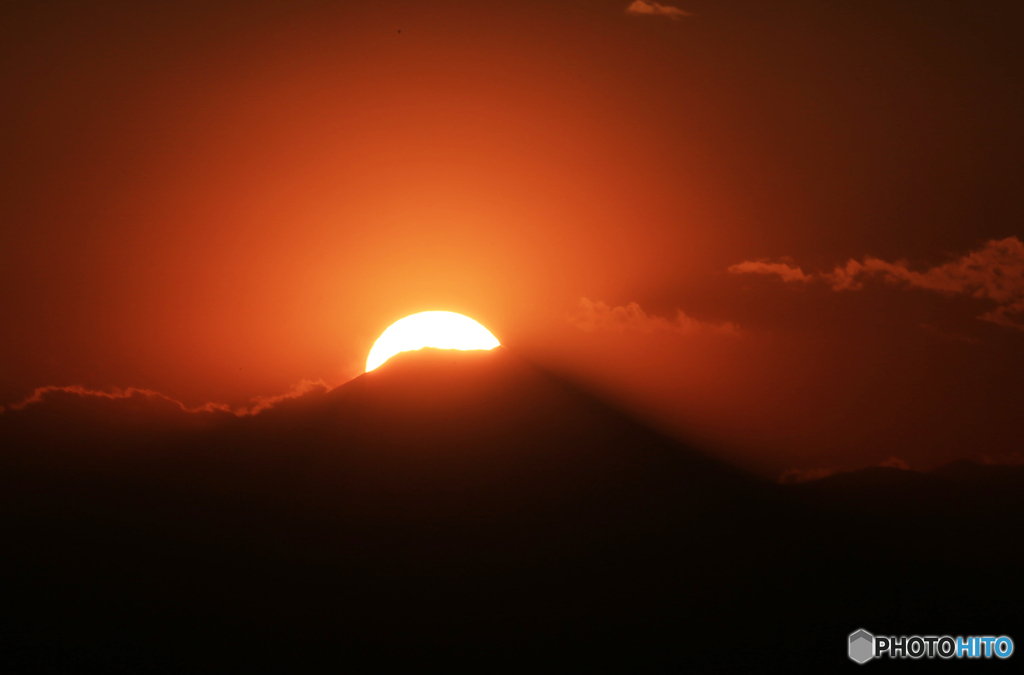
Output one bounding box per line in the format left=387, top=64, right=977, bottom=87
left=365, top=311, right=500, bottom=372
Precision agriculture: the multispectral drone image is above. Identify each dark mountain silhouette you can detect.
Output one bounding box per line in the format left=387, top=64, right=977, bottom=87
left=1, top=348, right=1021, bottom=671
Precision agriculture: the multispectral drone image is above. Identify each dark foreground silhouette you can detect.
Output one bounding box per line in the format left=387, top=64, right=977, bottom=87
left=1, top=348, right=1021, bottom=671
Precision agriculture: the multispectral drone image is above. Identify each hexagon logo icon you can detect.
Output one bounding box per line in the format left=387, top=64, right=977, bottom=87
left=849, top=629, right=874, bottom=664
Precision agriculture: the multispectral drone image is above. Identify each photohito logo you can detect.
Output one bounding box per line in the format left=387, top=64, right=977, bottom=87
left=848, top=629, right=1014, bottom=664
left=849, top=629, right=874, bottom=664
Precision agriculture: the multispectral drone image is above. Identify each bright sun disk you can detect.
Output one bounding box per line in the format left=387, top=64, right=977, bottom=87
left=365, top=311, right=500, bottom=372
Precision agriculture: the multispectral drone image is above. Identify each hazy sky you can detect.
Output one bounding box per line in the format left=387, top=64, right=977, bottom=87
left=2, top=0, right=1022, bottom=477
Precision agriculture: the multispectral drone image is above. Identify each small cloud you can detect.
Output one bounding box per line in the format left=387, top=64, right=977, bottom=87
left=730, top=237, right=1024, bottom=332
left=626, top=0, right=692, bottom=20
left=879, top=456, right=910, bottom=470
left=728, top=260, right=812, bottom=283
left=571, top=298, right=737, bottom=335
left=778, top=466, right=841, bottom=484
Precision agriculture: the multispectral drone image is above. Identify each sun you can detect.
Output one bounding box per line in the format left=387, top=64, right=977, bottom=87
left=365, top=311, right=500, bottom=372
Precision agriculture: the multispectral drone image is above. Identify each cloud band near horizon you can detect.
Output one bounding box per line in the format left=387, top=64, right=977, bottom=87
left=729, top=237, right=1024, bottom=331
left=5, top=380, right=331, bottom=418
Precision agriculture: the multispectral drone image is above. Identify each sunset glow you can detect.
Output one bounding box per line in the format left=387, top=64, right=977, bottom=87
left=365, top=311, right=500, bottom=372
left=2, top=2, right=1022, bottom=668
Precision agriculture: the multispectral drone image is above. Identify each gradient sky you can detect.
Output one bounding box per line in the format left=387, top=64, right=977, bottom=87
left=2, top=0, right=1022, bottom=478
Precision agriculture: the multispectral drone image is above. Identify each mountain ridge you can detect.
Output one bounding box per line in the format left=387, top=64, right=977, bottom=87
left=1, top=347, right=1020, bottom=670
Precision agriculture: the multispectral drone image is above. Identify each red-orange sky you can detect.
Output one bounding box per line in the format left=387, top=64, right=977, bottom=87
left=2, top=0, right=1022, bottom=478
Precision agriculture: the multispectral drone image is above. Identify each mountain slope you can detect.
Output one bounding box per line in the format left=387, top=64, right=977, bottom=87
left=1, top=348, right=1020, bottom=671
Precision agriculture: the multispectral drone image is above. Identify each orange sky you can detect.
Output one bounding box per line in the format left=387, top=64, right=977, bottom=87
left=2, top=0, right=1022, bottom=478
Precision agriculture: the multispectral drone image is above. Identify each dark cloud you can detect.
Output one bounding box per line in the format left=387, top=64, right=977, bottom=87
left=779, top=457, right=911, bottom=483
left=981, top=451, right=1024, bottom=466
left=778, top=466, right=840, bottom=485
left=11, top=385, right=231, bottom=414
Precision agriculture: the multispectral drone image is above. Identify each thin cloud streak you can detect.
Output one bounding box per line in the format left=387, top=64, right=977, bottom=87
left=571, top=298, right=737, bottom=336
